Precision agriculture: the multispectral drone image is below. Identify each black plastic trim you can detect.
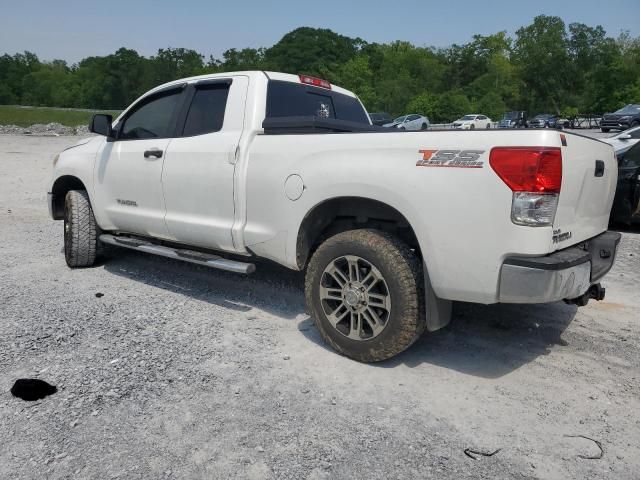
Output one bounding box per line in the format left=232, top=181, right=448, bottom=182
left=504, top=248, right=590, bottom=271
left=503, top=231, right=621, bottom=273
left=262, top=116, right=389, bottom=134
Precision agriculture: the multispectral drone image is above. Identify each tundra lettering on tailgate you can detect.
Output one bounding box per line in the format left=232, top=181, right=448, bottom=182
left=417, top=149, right=485, bottom=168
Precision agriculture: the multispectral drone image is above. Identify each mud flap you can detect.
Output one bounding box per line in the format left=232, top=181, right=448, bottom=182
left=424, top=261, right=452, bottom=332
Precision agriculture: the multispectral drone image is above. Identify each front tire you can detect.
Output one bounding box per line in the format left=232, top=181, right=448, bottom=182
left=305, top=229, right=425, bottom=362
left=64, top=190, right=98, bottom=268
left=601, top=128, right=610, bottom=133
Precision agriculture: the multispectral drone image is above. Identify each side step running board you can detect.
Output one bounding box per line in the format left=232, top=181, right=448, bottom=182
left=99, top=234, right=256, bottom=274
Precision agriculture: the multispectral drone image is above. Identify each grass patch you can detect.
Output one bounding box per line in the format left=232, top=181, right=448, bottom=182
left=0, top=105, right=121, bottom=127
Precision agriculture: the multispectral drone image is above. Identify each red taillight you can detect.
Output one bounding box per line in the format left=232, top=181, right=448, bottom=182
left=299, top=74, right=331, bottom=90
left=489, top=147, right=562, bottom=193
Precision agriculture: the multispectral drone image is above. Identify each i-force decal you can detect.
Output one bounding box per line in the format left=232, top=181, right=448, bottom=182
left=417, top=149, right=485, bottom=168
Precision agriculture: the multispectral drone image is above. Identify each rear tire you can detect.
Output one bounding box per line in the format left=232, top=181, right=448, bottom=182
left=601, top=128, right=610, bottom=133
left=305, top=229, right=425, bottom=362
left=470, top=124, right=475, bottom=130
left=64, top=190, right=99, bottom=268
left=421, top=123, right=428, bottom=130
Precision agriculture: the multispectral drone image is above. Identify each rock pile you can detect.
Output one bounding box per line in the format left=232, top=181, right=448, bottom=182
left=0, top=122, right=92, bottom=136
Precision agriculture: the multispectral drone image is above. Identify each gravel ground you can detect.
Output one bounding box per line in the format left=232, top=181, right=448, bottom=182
left=0, top=134, right=639, bottom=480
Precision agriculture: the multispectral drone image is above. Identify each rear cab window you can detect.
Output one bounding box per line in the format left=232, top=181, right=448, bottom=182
left=266, top=80, right=369, bottom=124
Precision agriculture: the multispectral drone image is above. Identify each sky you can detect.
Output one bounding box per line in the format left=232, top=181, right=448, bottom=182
left=1, top=0, right=639, bottom=63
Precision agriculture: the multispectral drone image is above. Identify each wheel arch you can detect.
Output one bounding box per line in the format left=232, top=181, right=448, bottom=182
left=295, top=196, right=421, bottom=271
left=50, top=175, right=88, bottom=220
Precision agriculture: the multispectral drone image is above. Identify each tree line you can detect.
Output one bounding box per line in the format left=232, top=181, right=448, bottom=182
left=1, top=15, right=639, bottom=123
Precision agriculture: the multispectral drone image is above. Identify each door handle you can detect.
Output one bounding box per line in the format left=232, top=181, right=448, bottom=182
left=594, top=160, right=604, bottom=177
left=144, top=149, right=163, bottom=159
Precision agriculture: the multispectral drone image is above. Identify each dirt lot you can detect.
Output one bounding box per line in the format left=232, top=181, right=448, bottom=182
left=0, top=133, right=639, bottom=479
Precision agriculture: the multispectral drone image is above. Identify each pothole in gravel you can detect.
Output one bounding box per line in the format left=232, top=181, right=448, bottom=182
left=10, top=378, right=57, bottom=401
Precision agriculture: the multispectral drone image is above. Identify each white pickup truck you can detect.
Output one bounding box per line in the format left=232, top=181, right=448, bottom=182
left=49, top=71, right=621, bottom=362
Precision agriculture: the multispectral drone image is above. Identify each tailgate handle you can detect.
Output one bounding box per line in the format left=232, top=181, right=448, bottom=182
left=594, top=160, right=605, bottom=177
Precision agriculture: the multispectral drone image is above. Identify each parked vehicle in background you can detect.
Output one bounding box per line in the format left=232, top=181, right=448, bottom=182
left=601, top=104, right=640, bottom=132
left=611, top=140, right=640, bottom=225
left=383, top=114, right=429, bottom=130
left=603, top=125, right=640, bottom=156
left=452, top=114, right=491, bottom=130
left=48, top=71, right=621, bottom=362
left=530, top=114, right=560, bottom=129
left=498, top=111, right=528, bottom=128
left=369, top=112, right=392, bottom=126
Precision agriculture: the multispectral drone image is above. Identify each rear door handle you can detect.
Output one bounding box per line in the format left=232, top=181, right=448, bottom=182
left=144, top=149, right=163, bottom=159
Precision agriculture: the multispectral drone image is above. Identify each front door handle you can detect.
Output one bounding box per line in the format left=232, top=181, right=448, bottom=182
left=144, top=149, right=163, bottom=159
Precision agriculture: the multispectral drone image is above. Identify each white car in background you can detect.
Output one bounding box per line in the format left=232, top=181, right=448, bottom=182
left=383, top=114, right=429, bottom=130
left=452, top=114, right=492, bottom=130
left=603, top=125, right=640, bottom=156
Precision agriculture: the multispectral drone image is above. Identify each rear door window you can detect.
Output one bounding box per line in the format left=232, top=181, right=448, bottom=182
left=266, top=80, right=369, bottom=124
left=182, top=83, right=230, bottom=136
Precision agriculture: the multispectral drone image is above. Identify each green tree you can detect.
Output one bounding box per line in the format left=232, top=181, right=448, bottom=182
left=406, top=92, right=438, bottom=119
left=474, top=91, right=506, bottom=120
left=220, top=48, right=267, bottom=70
left=335, top=55, right=378, bottom=110
left=264, top=27, right=365, bottom=78
left=513, top=15, right=570, bottom=112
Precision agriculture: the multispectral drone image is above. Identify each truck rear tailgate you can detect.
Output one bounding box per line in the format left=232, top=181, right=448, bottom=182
left=552, top=134, right=617, bottom=250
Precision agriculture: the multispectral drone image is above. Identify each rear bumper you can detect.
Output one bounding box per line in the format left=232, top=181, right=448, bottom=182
left=498, top=231, right=621, bottom=303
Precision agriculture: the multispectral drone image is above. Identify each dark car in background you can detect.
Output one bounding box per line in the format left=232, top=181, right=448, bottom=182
left=498, top=111, right=528, bottom=128
left=369, top=112, right=392, bottom=126
left=601, top=104, right=640, bottom=133
left=530, top=113, right=559, bottom=128
left=611, top=140, right=640, bottom=225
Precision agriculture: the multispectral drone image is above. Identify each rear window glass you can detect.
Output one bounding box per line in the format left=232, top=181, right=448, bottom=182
left=266, top=80, right=369, bottom=124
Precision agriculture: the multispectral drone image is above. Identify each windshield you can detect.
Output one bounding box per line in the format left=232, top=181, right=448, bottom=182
left=393, top=116, right=407, bottom=123
left=460, top=115, right=476, bottom=121
left=614, top=105, right=640, bottom=115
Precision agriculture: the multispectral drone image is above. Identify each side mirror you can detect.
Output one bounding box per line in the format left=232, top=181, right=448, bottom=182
left=619, top=134, right=632, bottom=140
left=89, top=114, right=113, bottom=138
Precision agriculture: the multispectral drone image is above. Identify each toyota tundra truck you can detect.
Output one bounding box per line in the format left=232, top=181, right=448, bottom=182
left=48, top=71, right=621, bottom=362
